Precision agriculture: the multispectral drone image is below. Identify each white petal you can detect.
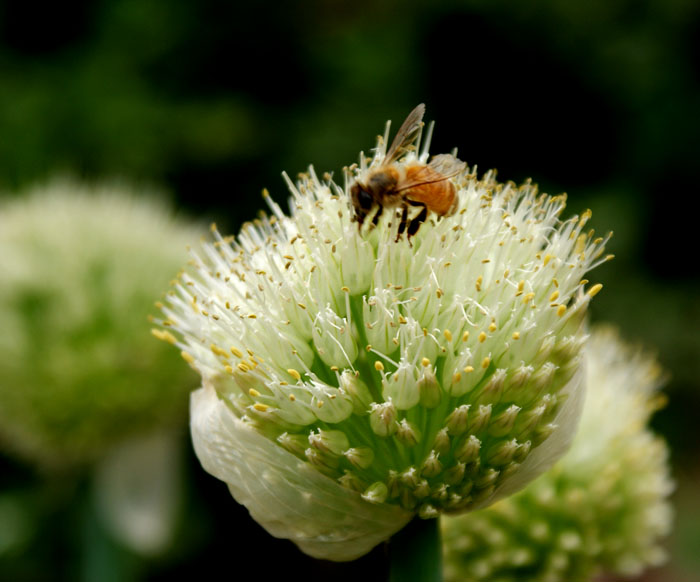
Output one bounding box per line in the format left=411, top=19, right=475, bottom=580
left=190, top=384, right=412, bottom=561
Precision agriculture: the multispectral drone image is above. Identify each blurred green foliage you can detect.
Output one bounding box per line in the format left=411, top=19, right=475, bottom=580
left=1, top=0, right=698, bottom=580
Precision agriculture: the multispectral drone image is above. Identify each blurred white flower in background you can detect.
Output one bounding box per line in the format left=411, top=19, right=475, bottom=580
left=0, top=179, right=202, bottom=554
left=441, top=326, right=674, bottom=582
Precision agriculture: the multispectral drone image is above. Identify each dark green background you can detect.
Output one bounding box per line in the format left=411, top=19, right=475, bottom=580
left=1, top=0, right=698, bottom=580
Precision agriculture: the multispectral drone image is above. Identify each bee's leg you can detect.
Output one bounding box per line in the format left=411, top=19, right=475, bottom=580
left=370, top=203, right=384, bottom=230
left=395, top=205, right=409, bottom=242
left=407, top=203, right=428, bottom=240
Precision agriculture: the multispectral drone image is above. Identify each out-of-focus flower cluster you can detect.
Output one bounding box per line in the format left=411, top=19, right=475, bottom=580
left=157, top=116, right=612, bottom=560
left=0, top=180, right=201, bottom=468
left=442, top=326, right=674, bottom=582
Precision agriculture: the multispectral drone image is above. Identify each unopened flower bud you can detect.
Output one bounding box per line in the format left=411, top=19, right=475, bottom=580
left=396, top=418, right=421, bottom=447
left=445, top=405, right=471, bottom=436
left=308, top=429, right=349, bottom=455
left=369, top=401, right=398, bottom=437
left=362, top=482, right=389, bottom=504
left=421, top=450, right=443, bottom=478
left=418, top=367, right=442, bottom=408
left=455, top=435, right=482, bottom=464
left=383, top=362, right=419, bottom=410
left=344, top=447, right=375, bottom=469
left=339, top=371, right=373, bottom=415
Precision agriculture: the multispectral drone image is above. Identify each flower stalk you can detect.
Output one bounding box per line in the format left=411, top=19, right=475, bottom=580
left=390, top=517, right=442, bottom=582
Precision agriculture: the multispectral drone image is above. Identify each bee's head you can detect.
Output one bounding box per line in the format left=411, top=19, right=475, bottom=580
left=350, top=182, right=375, bottom=227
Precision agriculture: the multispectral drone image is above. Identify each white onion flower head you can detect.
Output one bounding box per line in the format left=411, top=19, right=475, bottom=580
left=442, top=326, right=674, bottom=582
left=158, top=112, right=612, bottom=560
left=0, top=179, right=201, bottom=468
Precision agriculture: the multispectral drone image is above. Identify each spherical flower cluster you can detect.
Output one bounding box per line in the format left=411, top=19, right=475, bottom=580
left=441, top=327, right=674, bottom=582
left=157, top=117, right=612, bottom=560
left=0, top=180, right=201, bottom=468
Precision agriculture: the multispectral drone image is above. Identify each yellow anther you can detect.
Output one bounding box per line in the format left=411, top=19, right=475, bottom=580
left=557, top=304, right=567, bottom=317
left=481, top=356, right=491, bottom=369
left=224, top=365, right=233, bottom=374
left=421, top=357, right=431, bottom=367
left=522, top=292, right=535, bottom=304
left=231, top=347, right=243, bottom=358
left=453, top=372, right=462, bottom=383
left=463, top=366, right=474, bottom=374
left=330, top=366, right=339, bottom=372
left=549, top=290, right=560, bottom=302
left=248, top=314, right=257, bottom=319
left=289, top=394, right=296, bottom=401
left=462, top=331, right=470, bottom=342
left=488, top=322, right=497, bottom=332
left=317, top=400, right=324, bottom=408
left=341, top=286, right=350, bottom=293
left=151, top=329, right=177, bottom=345
left=249, top=388, right=261, bottom=397
left=237, top=363, right=250, bottom=372
left=443, top=329, right=453, bottom=342
left=517, top=280, right=525, bottom=292
left=374, top=361, right=385, bottom=372
left=253, top=403, right=269, bottom=412
left=543, top=254, right=552, bottom=266
left=587, top=283, right=603, bottom=297
left=297, top=303, right=307, bottom=310
left=181, top=351, right=194, bottom=364
left=210, top=344, right=228, bottom=357
left=552, top=278, right=559, bottom=288
left=287, top=368, right=302, bottom=381
left=478, top=331, right=487, bottom=343
left=512, top=331, right=520, bottom=340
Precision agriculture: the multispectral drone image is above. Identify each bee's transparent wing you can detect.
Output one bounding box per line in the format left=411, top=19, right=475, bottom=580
left=384, top=104, right=426, bottom=164
left=428, top=153, right=466, bottom=177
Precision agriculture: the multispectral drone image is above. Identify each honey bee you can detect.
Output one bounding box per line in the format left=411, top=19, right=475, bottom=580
left=350, top=104, right=465, bottom=241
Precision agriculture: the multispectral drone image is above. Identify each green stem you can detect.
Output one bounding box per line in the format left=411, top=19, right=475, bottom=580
left=389, top=517, right=442, bottom=582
